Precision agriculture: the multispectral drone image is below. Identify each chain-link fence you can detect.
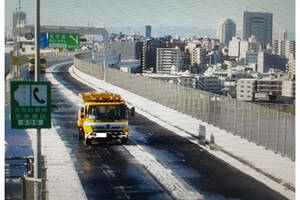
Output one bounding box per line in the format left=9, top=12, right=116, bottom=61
left=74, top=53, right=295, bottom=160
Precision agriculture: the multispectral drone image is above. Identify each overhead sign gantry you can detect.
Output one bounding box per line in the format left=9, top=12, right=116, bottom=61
left=40, top=25, right=109, bottom=80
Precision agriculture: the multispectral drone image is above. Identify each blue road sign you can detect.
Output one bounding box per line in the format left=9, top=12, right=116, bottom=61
left=40, top=33, right=48, bottom=48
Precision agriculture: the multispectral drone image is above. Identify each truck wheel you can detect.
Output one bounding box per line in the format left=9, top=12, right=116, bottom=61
left=121, top=138, right=128, bottom=144
left=84, top=138, right=91, bottom=146
left=78, top=128, right=84, bottom=140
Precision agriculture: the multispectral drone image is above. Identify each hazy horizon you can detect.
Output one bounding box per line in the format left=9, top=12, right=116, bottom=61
left=5, top=0, right=295, bottom=39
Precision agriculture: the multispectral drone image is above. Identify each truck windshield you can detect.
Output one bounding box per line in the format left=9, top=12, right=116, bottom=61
left=88, top=105, right=128, bottom=120
left=29, top=58, right=46, bottom=64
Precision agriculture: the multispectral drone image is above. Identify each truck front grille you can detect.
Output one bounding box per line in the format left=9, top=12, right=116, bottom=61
left=92, top=126, right=123, bottom=132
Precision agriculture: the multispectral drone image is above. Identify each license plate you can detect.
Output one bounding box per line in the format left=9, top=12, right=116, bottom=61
left=96, top=133, right=107, bottom=138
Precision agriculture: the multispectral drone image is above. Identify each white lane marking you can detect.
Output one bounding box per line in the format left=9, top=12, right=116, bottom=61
left=46, top=60, right=73, bottom=73
left=125, top=144, right=204, bottom=200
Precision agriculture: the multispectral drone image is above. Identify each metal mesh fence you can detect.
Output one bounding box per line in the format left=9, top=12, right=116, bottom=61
left=74, top=53, right=295, bottom=160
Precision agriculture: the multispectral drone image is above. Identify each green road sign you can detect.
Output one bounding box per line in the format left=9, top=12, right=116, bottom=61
left=48, top=32, right=80, bottom=49
left=10, top=81, right=51, bottom=129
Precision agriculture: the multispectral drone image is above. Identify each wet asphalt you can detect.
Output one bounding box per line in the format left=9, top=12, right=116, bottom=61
left=47, top=60, right=288, bottom=200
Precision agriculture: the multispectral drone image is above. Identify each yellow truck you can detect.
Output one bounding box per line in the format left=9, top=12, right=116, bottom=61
left=77, top=92, right=134, bottom=145
left=28, top=54, right=47, bottom=74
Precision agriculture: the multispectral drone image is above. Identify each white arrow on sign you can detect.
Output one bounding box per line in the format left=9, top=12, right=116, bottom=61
left=14, top=85, right=31, bottom=106
left=69, top=34, right=79, bottom=45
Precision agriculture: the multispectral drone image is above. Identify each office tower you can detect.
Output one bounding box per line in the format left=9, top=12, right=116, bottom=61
left=145, top=25, right=151, bottom=38
left=141, top=39, right=161, bottom=73
left=217, top=19, right=236, bottom=45
left=243, top=12, right=273, bottom=48
left=156, top=48, right=182, bottom=74
left=228, top=37, right=241, bottom=58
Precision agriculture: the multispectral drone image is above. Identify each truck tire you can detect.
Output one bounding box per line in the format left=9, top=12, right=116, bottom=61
left=84, top=138, right=91, bottom=146
left=78, top=128, right=84, bottom=140
left=121, top=138, right=128, bottom=145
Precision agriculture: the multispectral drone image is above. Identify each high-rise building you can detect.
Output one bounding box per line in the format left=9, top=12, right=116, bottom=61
left=190, top=47, right=206, bottom=65
left=228, top=37, right=241, bottom=58
left=145, top=25, right=151, bottom=38
left=217, top=19, right=236, bottom=45
left=156, top=48, right=182, bottom=74
left=272, top=36, right=295, bottom=58
left=272, top=36, right=280, bottom=54
left=141, top=39, right=161, bottom=73
left=243, top=12, right=273, bottom=48
left=240, top=36, right=260, bottom=61
left=135, top=41, right=143, bottom=60
left=281, top=40, right=295, bottom=58
left=239, top=40, right=249, bottom=59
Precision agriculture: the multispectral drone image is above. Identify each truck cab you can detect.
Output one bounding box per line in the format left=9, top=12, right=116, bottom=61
left=28, top=54, right=47, bottom=74
left=77, top=92, right=134, bottom=145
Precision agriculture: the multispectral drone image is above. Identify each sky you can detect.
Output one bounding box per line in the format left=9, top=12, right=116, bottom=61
left=5, top=0, right=296, bottom=39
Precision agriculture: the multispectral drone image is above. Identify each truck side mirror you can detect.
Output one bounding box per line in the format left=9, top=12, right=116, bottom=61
left=130, top=107, right=135, bottom=117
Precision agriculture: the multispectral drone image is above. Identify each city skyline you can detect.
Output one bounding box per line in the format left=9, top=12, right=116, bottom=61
left=5, top=0, right=295, bottom=39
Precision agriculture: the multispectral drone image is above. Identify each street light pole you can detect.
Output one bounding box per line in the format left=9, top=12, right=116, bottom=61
left=34, top=0, right=41, bottom=199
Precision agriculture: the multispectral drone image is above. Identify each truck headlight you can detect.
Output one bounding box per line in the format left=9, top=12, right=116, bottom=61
left=123, top=125, right=129, bottom=134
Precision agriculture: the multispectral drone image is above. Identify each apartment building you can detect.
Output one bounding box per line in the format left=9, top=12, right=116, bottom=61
left=156, top=48, right=182, bottom=74
left=237, top=78, right=282, bottom=101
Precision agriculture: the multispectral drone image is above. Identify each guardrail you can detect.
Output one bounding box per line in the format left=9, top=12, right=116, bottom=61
left=74, top=52, right=295, bottom=160
left=21, top=156, right=48, bottom=200
left=5, top=156, right=48, bottom=200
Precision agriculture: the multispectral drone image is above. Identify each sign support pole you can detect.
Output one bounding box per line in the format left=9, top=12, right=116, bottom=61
left=34, top=0, right=41, bottom=199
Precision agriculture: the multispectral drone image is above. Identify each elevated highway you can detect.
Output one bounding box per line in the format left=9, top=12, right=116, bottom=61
left=30, top=59, right=293, bottom=200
